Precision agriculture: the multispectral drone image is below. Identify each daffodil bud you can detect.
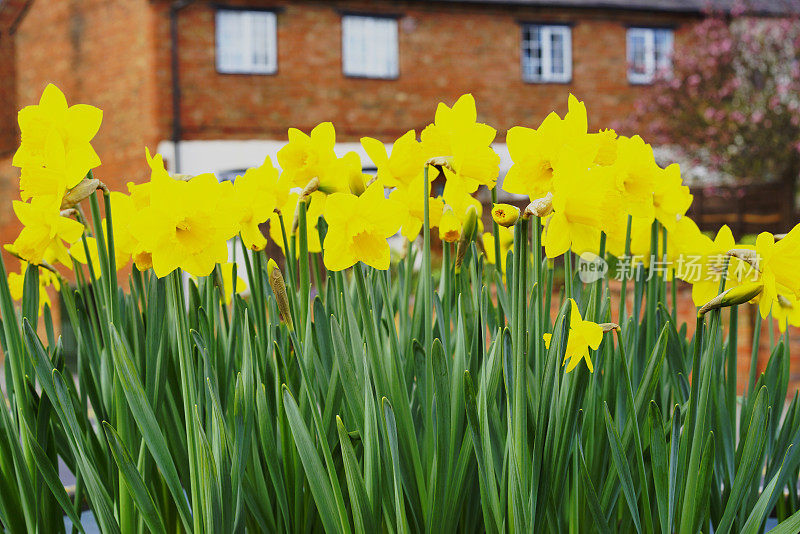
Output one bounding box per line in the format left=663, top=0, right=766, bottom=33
left=267, top=259, right=293, bottom=330
left=425, top=156, right=455, bottom=172
left=455, top=206, right=479, bottom=273
left=599, top=322, right=620, bottom=333
left=61, top=178, right=101, bottom=209
left=59, top=208, right=78, bottom=218
left=778, top=294, right=793, bottom=309
left=491, top=203, right=520, bottom=227
left=525, top=192, right=554, bottom=218
left=698, top=281, right=764, bottom=315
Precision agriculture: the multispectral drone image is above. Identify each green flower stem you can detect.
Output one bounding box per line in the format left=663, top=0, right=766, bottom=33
left=442, top=241, right=451, bottom=348
left=619, top=214, right=633, bottom=321
left=490, top=187, right=503, bottom=275
left=645, top=221, right=659, bottom=355
left=243, top=243, right=268, bottom=341
left=277, top=212, right=296, bottom=288
left=422, top=165, right=433, bottom=416
left=660, top=225, right=668, bottom=304
left=101, top=187, right=118, bottom=325
left=297, top=198, right=310, bottom=329
left=400, top=245, right=414, bottom=345
left=88, top=189, right=113, bottom=315
left=768, top=311, right=775, bottom=348
left=545, top=259, right=554, bottom=333
left=671, top=268, right=678, bottom=323
left=748, top=311, right=762, bottom=394
left=594, top=232, right=606, bottom=322
left=726, top=305, right=738, bottom=421
left=565, top=249, right=573, bottom=301
left=532, top=216, right=542, bottom=356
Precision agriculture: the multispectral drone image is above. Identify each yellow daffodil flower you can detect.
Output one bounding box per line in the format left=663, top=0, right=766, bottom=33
left=130, top=164, right=239, bottom=278
left=13, top=84, right=102, bottom=193
left=69, top=237, right=100, bottom=268
left=482, top=226, right=513, bottom=265
left=322, top=182, right=403, bottom=271
left=11, top=198, right=84, bottom=266
left=771, top=293, right=800, bottom=332
left=653, top=163, right=692, bottom=230
left=543, top=151, right=622, bottom=258
left=127, top=180, right=151, bottom=210
left=608, top=135, right=658, bottom=221
left=388, top=175, right=444, bottom=241
left=318, top=151, right=370, bottom=195
left=8, top=260, right=61, bottom=311
left=754, top=227, right=800, bottom=318
left=106, top=191, right=139, bottom=268
left=502, top=94, right=588, bottom=199
left=421, top=94, right=500, bottom=192
left=69, top=191, right=140, bottom=270
left=361, top=130, right=427, bottom=189
left=678, top=225, right=759, bottom=308
left=277, top=122, right=337, bottom=188
left=591, top=128, right=619, bottom=166
left=18, top=128, right=72, bottom=203
left=442, top=171, right=483, bottom=222
left=122, top=178, right=157, bottom=271
left=543, top=298, right=604, bottom=373
left=232, top=156, right=289, bottom=251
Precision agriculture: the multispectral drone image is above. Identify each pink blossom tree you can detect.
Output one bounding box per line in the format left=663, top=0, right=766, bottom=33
left=629, top=5, right=800, bottom=188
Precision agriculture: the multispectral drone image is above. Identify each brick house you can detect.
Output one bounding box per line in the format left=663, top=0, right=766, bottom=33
left=0, top=0, right=757, bottom=253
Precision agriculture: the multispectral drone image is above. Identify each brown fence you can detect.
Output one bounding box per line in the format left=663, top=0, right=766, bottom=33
left=687, top=180, right=797, bottom=238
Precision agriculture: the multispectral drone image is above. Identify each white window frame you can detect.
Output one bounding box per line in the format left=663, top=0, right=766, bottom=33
left=521, top=24, right=572, bottom=83
left=215, top=9, right=278, bottom=75
left=626, top=27, right=673, bottom=84
left=341, top=14, right=399, bottom=79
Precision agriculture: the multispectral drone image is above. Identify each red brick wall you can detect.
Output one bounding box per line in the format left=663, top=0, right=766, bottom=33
left=154, top=0, right=697, bottom=144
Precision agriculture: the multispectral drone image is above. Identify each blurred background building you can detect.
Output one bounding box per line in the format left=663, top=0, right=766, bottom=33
left=0, top=0, right=798, bottom=253
left=0, top=0, right=715, bottom=249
